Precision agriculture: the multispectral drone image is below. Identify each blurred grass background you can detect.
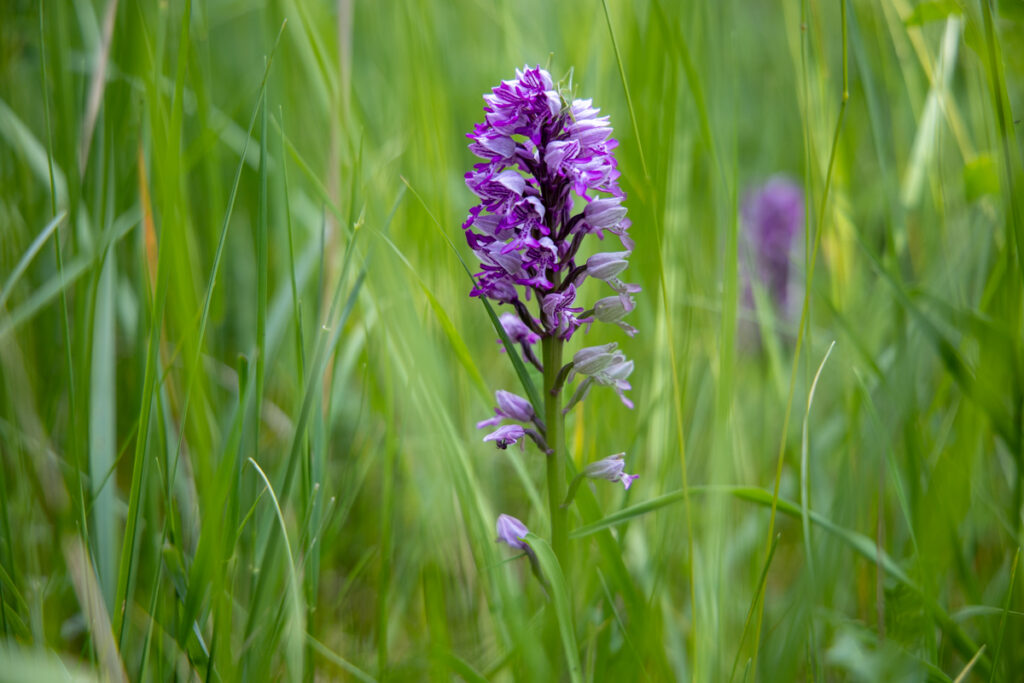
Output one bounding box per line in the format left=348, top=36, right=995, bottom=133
left=1, top=0, right=1023, bottom=680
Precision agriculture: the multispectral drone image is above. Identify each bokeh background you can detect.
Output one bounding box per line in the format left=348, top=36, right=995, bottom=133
left=1, top=0, right=1023, bottom=680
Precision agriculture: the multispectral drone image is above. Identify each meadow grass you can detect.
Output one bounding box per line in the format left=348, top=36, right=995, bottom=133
left=1, top=0, right=1023, bottom=680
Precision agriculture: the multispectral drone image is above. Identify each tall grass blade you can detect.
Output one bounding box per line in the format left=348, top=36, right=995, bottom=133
left=524, top=532, right=583, bottom=683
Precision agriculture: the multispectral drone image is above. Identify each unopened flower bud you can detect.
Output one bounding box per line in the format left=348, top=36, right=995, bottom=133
left=496, top=514, right=530, bottom=550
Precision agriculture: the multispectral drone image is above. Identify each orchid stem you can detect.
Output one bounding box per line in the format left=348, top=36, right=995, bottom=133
left=543, top=336, right=569, bottom=567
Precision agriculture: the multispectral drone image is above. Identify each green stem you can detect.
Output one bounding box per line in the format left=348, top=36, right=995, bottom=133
left=543, top=336, right=568, bottom=566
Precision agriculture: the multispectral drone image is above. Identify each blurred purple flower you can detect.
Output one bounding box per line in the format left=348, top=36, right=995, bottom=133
left=741, top=175, right=804, bottom=312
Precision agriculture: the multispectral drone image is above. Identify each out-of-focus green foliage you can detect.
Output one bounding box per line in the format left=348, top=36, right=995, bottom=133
left=0, top=0, right=1022, bottom=680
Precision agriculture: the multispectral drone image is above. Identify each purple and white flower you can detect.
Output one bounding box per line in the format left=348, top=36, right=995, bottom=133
left=463, top=66, right=639, bottom=343
left=496, top=514, right=531, bottom=550
left=483, top=424, right=526, bottom=449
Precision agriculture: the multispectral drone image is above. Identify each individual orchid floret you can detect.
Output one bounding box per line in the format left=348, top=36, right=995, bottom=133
left=593, top=295, right=638, bottom=336
left=495, top=514, right=546, bottom=587
left=564, top=353, right=634, bottom=413
left=496, top=513, right=531, bottom=550
left=586, top=252, right=631, bottom=281
left=481, top=421, right=548, bottom=452
left=476, top=390, right=535, bottom=428
left=562, top=453, right=638, bottom=506
left=584, top=198, right=627, bottom=232
left=569, top=342, right=623, bottom=380
left=583, top=453, right=639, bottom=490
left=499, top=312, right=540, bottom=346
left=483, top=424, right=526, bottom=449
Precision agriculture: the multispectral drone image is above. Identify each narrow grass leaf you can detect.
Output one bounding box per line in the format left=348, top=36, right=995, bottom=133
left=524, top=533, right=582, bottom=683
left=730, top=533, right=780, bottom=683
left=0, top=211, right=66, bottom=311
left=800, top=340, right=836, bottom=582
left=988, top=547, right=1019, bottom=682
left=64, top=536, right=128, bottom=683
left=247, top=457, right=305, bottom=682
left=954, top=645, right=986, bottom=683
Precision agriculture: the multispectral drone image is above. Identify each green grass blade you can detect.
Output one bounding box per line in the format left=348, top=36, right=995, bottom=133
left=307, top=635, right=377, bottom=683
left=800, top=340, right=836, bottom=582
left=0, top=211, right=66, bottom=311
left=988, top=546, right=1019, bottom=682
left=600, top=0, right=648, bottom=181
left=524, top=532, right=582, bottom=683
left=243, top=189, right=404, bottom=646
left=247, top=457, right=305, bottom=682
left=730, top=533, right=780, bottom=683
left=88, top=247, right=118, bottom=611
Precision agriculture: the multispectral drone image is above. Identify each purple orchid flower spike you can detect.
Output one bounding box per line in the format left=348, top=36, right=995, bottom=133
left=466, top=67, right=643, bottom=567
left=583, top=453, right=639, bottom=490
left=463, top=65, right=640, bottom=353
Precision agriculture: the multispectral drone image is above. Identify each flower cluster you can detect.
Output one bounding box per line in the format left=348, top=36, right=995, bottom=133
left=463, top=66, right=638, bottom=341
left=465, top=67, right=640, bottom=561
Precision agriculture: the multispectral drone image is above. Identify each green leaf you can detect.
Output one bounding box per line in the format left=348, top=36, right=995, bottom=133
left=524, top=533, right=582, bottom=683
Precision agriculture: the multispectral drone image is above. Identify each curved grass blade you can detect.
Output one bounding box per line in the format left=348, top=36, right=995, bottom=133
left=374, top=231, right=491, bottom=402
left=800, top=340, right=836, bottom=582
left=0, top=211, right=66, bottom=311
left=955, top=645, right=986, bottom=683
left=988, top=547, right=1019, bottom=682
left=729, top=533, right=780, bottom=683
left=247, top=458, right=305, bottom=682
left=0, top=210, right=137, bottom=341
left=307, top=634, right=376, bottom=683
